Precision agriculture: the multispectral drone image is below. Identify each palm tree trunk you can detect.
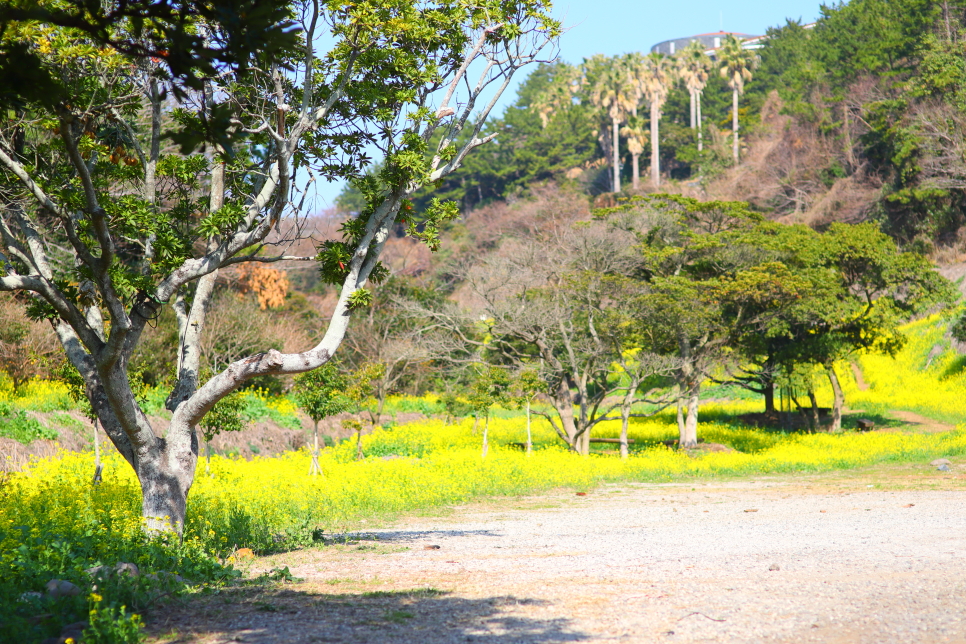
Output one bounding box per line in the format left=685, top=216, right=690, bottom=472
left=689, top=89, right=696, bottom=129
left=732, top=87, right=739, bottom=163
left=650, top=100, right=660, bottom=186
left=612, top=117, right=620, bottom=192
left=631, top=153, right=640, bottom=190
left=697, top=90, right=703, bottom=152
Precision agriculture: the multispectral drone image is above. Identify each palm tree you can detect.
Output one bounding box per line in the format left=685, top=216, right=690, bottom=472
left=631, top=53, right=674, bottom=187
left=676, top=41, right=711, bottom=152
left=530, top=63, right=580, bottom=128
left=717, top=35, right=759, bottom=163
left=620, top=117, right=648, bottom=190
left=588, top=56, right=636, bottom=192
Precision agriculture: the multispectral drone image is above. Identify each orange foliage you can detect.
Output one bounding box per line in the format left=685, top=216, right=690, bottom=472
left=236, top=265, right=290, bottom=310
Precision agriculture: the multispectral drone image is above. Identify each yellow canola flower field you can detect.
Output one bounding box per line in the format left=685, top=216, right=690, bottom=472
left=6, top=414, right=965, bottom=557
left=845, top=314, right=966, bottom=422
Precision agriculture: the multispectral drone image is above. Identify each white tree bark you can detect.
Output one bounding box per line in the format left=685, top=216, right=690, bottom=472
left=612, top=117, right=621, bottom=193
left=732, top=87, right=740, bottom=162
left=697, top=90, right=704, bottom=152
left=650, top=99, right=661, bottom=186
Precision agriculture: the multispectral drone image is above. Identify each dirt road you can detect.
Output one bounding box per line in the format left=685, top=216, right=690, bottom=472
left=148, top=466, right=966, bottom=644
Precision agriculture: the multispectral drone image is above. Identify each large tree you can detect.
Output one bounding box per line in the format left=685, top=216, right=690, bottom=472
left=0, top=0, right=557, bottom=534
left=599, top=195, right=809, bottom=447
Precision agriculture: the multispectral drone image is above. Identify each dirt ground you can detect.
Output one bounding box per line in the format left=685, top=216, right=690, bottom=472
left=145, top=461, right=966, bottom=644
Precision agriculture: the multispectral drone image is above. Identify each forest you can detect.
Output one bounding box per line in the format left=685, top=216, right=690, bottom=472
left=2, top=0, right=966, bottom=642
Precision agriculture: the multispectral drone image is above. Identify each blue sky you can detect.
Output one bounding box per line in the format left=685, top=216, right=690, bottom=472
left=310, top=0, right=826, bottom=211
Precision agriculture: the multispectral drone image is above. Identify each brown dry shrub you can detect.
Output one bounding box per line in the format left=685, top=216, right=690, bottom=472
left=0, top=293, right=62, bottom=388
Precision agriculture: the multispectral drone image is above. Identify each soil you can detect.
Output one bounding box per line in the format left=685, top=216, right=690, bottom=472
left=145, top=463, right=966, bottom=644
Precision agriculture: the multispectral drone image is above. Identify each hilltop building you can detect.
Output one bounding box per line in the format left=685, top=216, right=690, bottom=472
left=651, top=24, right=815, bottom=58
left=649, top=31, right=762, bottom=57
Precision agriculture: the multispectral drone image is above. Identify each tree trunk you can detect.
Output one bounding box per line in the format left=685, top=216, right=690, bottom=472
left=576, top=426, right=590, bottom=455
left=552, top=379, right=579, bottom=451
left=92, top=419, right=103, bottom=485
left=697, top=90, right=703, bottom=152
left=827, top=364, right=844, bottom=432
left=808, top=390, right=821, bottom=432
left=764, top=381, right=775, bottom=414
left=309, top=418, right=321, bottom=475
left=791, top=392, right=813, bottom=432
left=482, top=414, right=489, bottom=459
left=676, top=393, right=685, bottom=437
left=689, top=88, right=696, bottom=129
left=650, top=99, right=660, bottom=186
left=681, top=382, right=700, bottom=448
left=631, top=153, right=640, bottom=190
left=732, top=87, right=739, bottom=163
left=139, top=420, right=197, bottom=535
left=525, top=400, right=532, bottom=456
left=205, top=438, right=212, bottom=475
left=355, top=426, right=364, bottom=460
left=612, top=117, right=620, bottom=193
left=620, top=399, right=631, bottom=459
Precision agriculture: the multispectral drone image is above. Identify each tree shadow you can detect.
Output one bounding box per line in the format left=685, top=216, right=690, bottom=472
left=338, top=528, right=503, bottom=543
left=145, top=585, right=589, bottom=643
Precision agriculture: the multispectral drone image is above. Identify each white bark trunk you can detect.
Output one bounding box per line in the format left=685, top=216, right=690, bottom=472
left=631, top=153, right=639, bottom=190
left=309, top=418, right=321, bottom=475
left=525, top=400, right=532, bottom=456
left=620, top=401, right=630, bottom=459
left=612, top=117, right=620, bottom=193
left=650, top=100, right=660, bottom=186
left=681, top=383, right=700, bottom=448
left=697, top=90, right=703, bottom=152
left=482, top=414, right=489, bottom=459
left=732, top=88, right=740, bottom=163
left=689, top=88, right=696, bottom=129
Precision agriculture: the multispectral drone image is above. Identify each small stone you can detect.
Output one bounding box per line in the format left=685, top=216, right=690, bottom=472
left=768, top=563, right=780, bottom=571
left=931, top=458, right=952, bottom=466
left=744, top=509, right=758, bottom=513
left=146, top=571, right=184, bottom=584
left=114, top=562, right=139, bottom=577
left=938, top=463, right=951, bottom=471
left=45, top=579, right=81, bottom=599
left=85, top=565, right=111, bottom=579
left=575, top=492, right=587, bottom=496
left=60, top=620, right=88, bottom=641
left=903, top=503, right=915, bottom=508
left=423, top=544, right=441, bottom=550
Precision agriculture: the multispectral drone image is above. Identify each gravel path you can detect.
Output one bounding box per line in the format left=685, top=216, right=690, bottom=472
left=148, top=472, right=966, bottom=644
